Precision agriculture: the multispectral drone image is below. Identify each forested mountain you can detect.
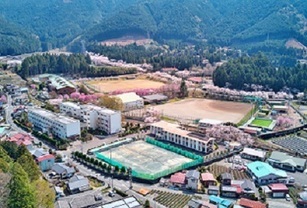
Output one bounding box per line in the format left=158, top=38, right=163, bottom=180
left=0, top=0, right=306, bottom=57
left=0, top=17, right=40, bottom=55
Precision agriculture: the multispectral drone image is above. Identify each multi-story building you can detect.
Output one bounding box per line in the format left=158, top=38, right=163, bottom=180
left=28, top=108, right=80, bottom=139
left=60, top=102, right=121, bottom=134
left=114, top=92, right=144, bottom=111
left=150, top=121, right=215, bottom=153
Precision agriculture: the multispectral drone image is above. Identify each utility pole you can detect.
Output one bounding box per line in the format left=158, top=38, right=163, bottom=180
left=128, top=167, right=133, bottom=189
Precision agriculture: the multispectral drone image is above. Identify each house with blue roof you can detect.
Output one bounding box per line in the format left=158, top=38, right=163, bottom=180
left=246, top=161, right=287, bottom=185
left=209, top=195, right=233, bottom=208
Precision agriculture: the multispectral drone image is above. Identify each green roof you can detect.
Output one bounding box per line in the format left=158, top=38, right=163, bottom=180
left=247, top=161, right=287, bottom=178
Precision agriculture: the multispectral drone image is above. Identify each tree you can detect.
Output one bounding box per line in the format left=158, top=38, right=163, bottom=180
left=144, top=200, right=150, bottom=208
left=0, top=172, right=11, bottom=208
left=0, top=146, right=12, bottom=163
left=99, top=95, right=123, bottom=111
left=17, top=152, right=40, bottom=182
left=8, top=163, right=36, bottom=208
left=32, top=179, right=55, bottom=208
left=179, top=79, right=188, bottom=98
left=16, top=145, right=28, bottom=159
left=0, top=158, right=10, bottom=173
left=120, top=166, right=126, bottom=174
left=0, top=141, right=18, bottom=160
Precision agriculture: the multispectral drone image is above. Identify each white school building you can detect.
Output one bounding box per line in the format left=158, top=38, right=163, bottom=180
left=28, top=108, right=80, bottom=139
left=60, top=102, right=121, bottom=134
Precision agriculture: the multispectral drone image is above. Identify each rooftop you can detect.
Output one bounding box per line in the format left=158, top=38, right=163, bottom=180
left=61, top=102, right=81, bottom=110
left=143, top=94, right=168, bottom=101
left=268, top=183, right=289, bottom=191
left=39, top=74, right=75, bottom=90
left=242, top=148, right=266, bottom=159
left=101, top=196, right=142, bottom=208
left=247, top=161, right=287, bottom=178
left=268, top=151, right=306, bottom=167
left=29, top=107, right=80, bottom=125
left=201, top=172, right=216, bottom=181
left=170, top=172, right=186, bottom=184
left=151, top=120, right=215, bottom=143
left=68, top=175, right=89, bottom=191
left=239, top=198, right=266, bottom=208
left=37, top=154, right=55, bottom=162
left=7, top=133, right=33, bottom=146
left=199, top=119, right=223, bottom=125
left=186, top=170, right=200, bottom=179
left=114, top=92, right=143, bottom=103
left=82, top=104, right=117, bottom=115
left=209, top=195, right=233, bottom=207
left=52, top=163, right=75, bottom=175
left=299, top=191, right=307, bottom=201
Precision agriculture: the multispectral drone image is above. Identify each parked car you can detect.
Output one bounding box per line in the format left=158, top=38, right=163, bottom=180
left=286, top=194, right=291, bottom=201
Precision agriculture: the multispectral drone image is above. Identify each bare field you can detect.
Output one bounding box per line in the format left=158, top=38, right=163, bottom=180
left=86, top=78, right=165, bottom=92
left=155, top=98, right=253, bottom=123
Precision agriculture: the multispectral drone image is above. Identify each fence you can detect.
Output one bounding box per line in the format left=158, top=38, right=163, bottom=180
left=95, top=137, right=203, bottom=181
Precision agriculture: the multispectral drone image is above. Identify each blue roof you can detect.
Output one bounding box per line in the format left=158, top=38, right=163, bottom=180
left=247, top=161, right=287, bottom=178
left=209, top=195, right=232, bottom=208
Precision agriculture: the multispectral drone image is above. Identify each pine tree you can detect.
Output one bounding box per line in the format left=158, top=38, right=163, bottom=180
left=179, top=79, right=188, bottom=98
left=8, top=163, right=36, bottom=208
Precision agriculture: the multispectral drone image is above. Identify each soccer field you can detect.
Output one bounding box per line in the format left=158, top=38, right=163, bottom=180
left=250, top=118, right=273, bottom=128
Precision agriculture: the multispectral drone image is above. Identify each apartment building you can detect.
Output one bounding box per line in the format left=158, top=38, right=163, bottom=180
left=114, top=92, right=144, bottom=111
left=150, top=120, right=215, bottom=153
left=60, top=102, right=121, bottom=134
left=28, top=108, right=80, bottom=139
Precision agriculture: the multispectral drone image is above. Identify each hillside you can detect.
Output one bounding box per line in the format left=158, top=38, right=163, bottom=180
left=0, top=17, right=40, bottom=55
left=0, top=0, right=306, bottom=57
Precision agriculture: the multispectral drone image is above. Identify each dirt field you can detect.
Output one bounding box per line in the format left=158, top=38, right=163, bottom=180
left=155, top=98, right=253, bottom=123
left=86, top=78, right=165, bottom=93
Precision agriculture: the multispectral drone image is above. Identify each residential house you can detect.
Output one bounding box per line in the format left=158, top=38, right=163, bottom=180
left=208, top=185, right=219, bottom=196
left=52, top=163, right=75, bottom=179
left=161, top=67, right=178, bottom=74
left=246, top=161, right=287, bottom=185
left=268, top=183, right=289, bottom=198
left=221, top=186, right=239, bottom=198
left=7, top=133, right=33, bottom=150
left=67, top=175, right=90, bottom=194
left=297, top=191, right=307, bottom=207
left=36, top=154, right=55, bottom=171
left=188, top=199, right=217, bottom=208
left=220, top=173, right=233, bottom=185
left=186, top=170, right=200, bottom=190
left=209, top=195, right=233, bottom=208
left=30, top=148, right=48, bottom=158
left=169, top=172, right=186, bottom=188
left=241, top=148, right=266, bottom=161
left=267, top=151, right=306, bottom=172
left=238, top=198, right=267, bottom=208
left=201, top=173, right=217, bottom=188
left=188, top=77, right=203, bottom=84
left=231, top=180, right=257, bottom=199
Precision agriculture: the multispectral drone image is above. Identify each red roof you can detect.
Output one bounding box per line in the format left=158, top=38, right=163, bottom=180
left=201, top=173, right=216, bottom=181
left=170, top=172, right=186, bottom=184
left=268, top=183, right=289, bottom=191
left=239, top=198, right=266, bottom=208
left=7, top=133, right=33, bottom=146
left=37, top=154, right=55, bottom=162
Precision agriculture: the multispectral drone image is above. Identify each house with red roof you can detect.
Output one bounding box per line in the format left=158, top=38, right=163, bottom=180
left=238, top=198, right=267, bottom=208
left=7, top=133, right=33, bottom=150
left=161, top=67, right=178, bottom=74
left=169, top=172, right=186, bottom=188
left=268, top=183, right=289, bottom=198
left=201, top=172, right=217, bottom=188
left=188, top=77, right=203, bottom=84
left=36, top=154, right=55, bottom=171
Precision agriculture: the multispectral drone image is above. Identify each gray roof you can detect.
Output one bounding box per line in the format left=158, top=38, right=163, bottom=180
left=56, top=190, right=104, bottom=208
left=208, top=185, right=219, bottom=191
left=68, top=175, right=89, bottom=191
left=221, top=186, right=237, bottom=192
left=186, top=170, right=200, bottom=179
left=241, top=180, right=256, bottom=191
left=268, top=151, right=306, bottom=167
left=299, top=191, right=307, bottom=201
left=187, top=198, right=202, bottom=208
left=52, top=163, right=75, bottom=175
left=102, top=196, right=142, bottom=208
left=30, top=148, right=47, bottom=158
left=143, top=94, right=168, bottom=101
left=221, top=172, right=233, bottom=180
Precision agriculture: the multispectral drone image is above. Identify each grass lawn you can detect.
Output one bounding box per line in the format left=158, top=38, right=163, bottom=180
left=251, top=118, right=273, bottom=128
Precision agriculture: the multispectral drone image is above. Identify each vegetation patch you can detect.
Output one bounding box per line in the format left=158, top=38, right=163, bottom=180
left=250, top=118, right=273, bottom=128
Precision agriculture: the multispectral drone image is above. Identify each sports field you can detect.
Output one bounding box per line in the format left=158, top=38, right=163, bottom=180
left=155, top=98, right=253, bottom=123
left=250, top=118, right=273, bottom=128
left=86, top=78, right=164, bottom=93
left=96, top=141, right=192, bottom=175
